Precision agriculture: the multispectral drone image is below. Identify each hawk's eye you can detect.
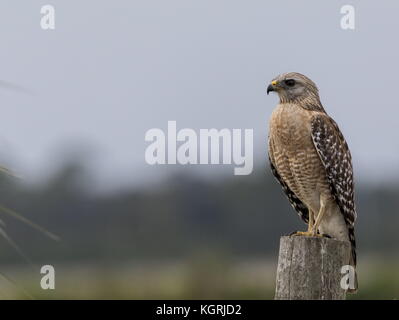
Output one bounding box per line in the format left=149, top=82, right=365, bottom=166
left=285, top=79, right=296, bottom=87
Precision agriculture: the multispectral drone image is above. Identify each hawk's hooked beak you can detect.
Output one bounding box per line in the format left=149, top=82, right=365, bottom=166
left=267, top=80, right=278, bottom=95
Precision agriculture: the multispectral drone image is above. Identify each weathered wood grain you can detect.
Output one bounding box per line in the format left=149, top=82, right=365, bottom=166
left=275, top=236, right=351, bottom=300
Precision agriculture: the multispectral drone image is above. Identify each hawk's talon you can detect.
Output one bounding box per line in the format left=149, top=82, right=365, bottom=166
left=288, top=230, right=332, bottom=238
left=289, top=230, right=322, bottom=237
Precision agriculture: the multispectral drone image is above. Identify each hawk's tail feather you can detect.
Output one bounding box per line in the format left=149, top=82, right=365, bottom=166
left=348, top=226, right=358, bottom=294
left=348, top=225, right=357, bottom=266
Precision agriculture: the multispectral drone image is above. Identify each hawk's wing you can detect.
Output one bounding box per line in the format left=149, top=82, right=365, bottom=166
left=268, top=155, right=309, bottom=224
left=310, top=114, right=357, bottom=227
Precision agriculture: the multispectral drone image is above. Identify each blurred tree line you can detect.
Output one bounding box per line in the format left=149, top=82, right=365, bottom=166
left=0, top=156, right=397, bottom=266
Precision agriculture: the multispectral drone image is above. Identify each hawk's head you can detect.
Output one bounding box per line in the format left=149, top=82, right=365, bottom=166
left=267, top=72, right=320, bottom=104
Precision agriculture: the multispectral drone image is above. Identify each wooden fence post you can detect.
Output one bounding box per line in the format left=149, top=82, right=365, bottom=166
left=274, top=236, right=351, bottom=300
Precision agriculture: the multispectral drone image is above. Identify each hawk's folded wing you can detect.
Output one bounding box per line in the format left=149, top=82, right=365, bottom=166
left=310, top=114, right=357, bottom=227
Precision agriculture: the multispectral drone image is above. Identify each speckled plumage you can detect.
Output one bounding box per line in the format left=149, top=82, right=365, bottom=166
left=267, top=72, right=357, bottom=292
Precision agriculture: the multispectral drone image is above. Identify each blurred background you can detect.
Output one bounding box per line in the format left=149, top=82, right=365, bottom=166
left=0, top=1, right=397, bottom=299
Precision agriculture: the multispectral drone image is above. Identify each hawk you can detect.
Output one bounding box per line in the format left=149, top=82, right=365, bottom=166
left=267, top=72, right=357, bottom=292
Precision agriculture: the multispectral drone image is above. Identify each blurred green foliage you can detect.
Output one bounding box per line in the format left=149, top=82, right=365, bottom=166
left=0, top=156, right=397, bottom=299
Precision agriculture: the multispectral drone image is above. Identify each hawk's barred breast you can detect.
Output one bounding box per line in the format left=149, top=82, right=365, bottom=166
left=269, top=104, right=333, bottom=217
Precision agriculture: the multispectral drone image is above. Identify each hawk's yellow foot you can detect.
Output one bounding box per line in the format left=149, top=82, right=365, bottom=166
left=291, top=231, right=320, bottom=237
left=289, top=231, right=331, bottom=238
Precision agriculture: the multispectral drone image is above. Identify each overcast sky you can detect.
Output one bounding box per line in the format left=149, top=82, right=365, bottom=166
left=0, top=1, right=397, bottom=190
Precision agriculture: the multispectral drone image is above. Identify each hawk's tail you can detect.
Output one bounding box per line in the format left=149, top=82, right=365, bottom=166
left=347, top=226, right=358, bottom=293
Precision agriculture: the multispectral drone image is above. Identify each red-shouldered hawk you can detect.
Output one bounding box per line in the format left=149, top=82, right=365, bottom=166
left=267, top=72, right=358, bottom=293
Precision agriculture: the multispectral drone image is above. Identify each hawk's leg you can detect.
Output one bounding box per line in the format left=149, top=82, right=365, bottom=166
left=291, top=210, right=318, bottom=237
left=308, top=210, right=314, bottom=232
left=311, top=199, right=327, bottom=234
left=288, top=197, right=328, bottom=237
